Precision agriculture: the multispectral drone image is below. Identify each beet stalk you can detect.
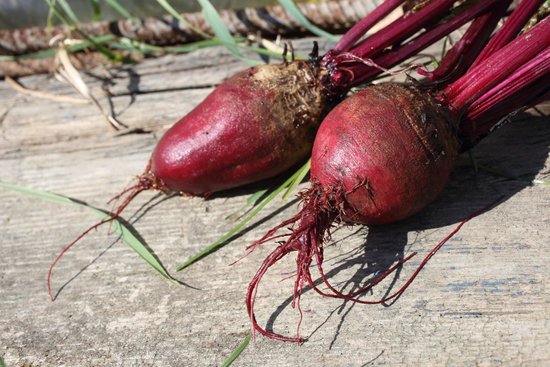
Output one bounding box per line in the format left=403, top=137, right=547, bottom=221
left=246, top=11, right=550, bottom=342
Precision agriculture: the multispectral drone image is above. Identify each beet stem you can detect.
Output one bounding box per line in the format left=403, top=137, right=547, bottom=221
left=424, top=1, right=511, bottom=85
left=333, top=0, right=406, bottom=53
left=349, top=0, right=455, bottom=59
left=461, top=46, right=550, bottom=140
left=471, top=0, right=546, bottom=68
left=443, top=16, right=550, bottom=114
left=349, top=0, right=504, bottom=87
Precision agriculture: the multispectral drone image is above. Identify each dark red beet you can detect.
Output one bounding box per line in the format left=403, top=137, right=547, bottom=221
left=246, top=83, right=460, bottom=341
left=246, top=16, right=550, bottom=341
left=47, top=60, right=332, bottom=301
left=150, top=61, right=330, bottom=195
left=311, top=83, right=459, bottom=224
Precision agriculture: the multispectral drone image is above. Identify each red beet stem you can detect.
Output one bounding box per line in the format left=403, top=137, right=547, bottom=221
left=442, top=16, right=550, bottom=115
left=349, top=0, right=455, bottom=59
left=423, top=1, right=511, bottom=85
left=348, top=0, right=504, bottom=87
left=471, top=0, right=546, bottom=68
left=460, top=46, right=550, bottom=140
left=333, top=0, right=406, bottom=53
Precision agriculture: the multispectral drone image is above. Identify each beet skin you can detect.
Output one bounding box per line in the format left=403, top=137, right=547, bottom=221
left=150, top=61, right=330, bottom=195
left=311, top=83, right=459, bottom=224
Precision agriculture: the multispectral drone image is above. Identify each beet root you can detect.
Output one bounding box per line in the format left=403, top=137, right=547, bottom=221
left=149, top=60, right=331, bottom=195
left=48, top=60, right=335, bottom=300
left=311, top=83, right=459, bottom=224
left=246, top=83, right=461, bottom=341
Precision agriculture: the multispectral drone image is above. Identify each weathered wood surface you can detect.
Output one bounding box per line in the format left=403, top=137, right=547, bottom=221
left=1, top=39, right=549, bottom=367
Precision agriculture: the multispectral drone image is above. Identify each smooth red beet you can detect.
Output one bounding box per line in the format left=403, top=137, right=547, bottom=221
left=149, top=61, right=329, bottom=195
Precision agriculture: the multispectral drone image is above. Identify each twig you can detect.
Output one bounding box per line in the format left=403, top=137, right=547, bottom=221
left=4, top=75, right=89, bottom=104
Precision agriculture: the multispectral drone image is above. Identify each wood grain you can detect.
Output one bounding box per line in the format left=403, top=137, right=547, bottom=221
left=1, top=39, right=549, bottom=366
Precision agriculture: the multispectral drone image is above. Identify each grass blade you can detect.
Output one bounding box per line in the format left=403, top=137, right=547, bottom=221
left=55, top=46, right=126, bottom=129
left=91, top=0, right=101, bottom=21
left=45, top=0, right=124, bottom=62
left=165, top=38, right=230, bottom=53
left=220, top=334, right=251, bottom=367
left=105, top=0, right=134, bottom=20
left=282, top=158, right=310, bottom=200
left=225, top=188, right=269, bottom=221
left=112, top=38, right=164, bottom=54
left=0, top=181, right=174, bottom=282
left=47, top=0, right=57, bottom=27
left=0, top=37, right=294, bottom=63
left=196, top=0, right=261, bottom=66
left=176, top=160, right=310, bottom=271
left=277, top=0, right=339, bottom=43
left=0, top=35, right=116, bottom=62
left=155, top=0, right=210, bottom=38
left=55, top=0, right=81, bottom=24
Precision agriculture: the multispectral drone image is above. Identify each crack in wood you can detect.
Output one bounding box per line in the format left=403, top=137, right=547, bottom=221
left=110, top=83, right=219, bottom=97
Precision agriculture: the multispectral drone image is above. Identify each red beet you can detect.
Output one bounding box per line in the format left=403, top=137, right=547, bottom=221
left=149, top=61, right=329, bottom=195
left=246, top=83, right=460, bottom=342
left=311, top=83, right=458, bottom=225
left=246, top=14, right=550, bottom=342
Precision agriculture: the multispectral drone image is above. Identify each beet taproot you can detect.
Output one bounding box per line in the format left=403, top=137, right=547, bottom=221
left=311, top=83, right=458, bottom=225
left=246, top=83, right=460, bottom=341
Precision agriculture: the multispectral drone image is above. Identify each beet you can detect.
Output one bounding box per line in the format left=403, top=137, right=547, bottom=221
left=246, top=83, right=460, bottom=341
left=311, top=83, right=458, bottom=225
left=246, top=15, right=550, bottom=342
left=149, top=61, right=330, bottom=195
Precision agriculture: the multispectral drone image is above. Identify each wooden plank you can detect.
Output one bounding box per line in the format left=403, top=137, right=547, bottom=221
left=1, top=39, right=549, bottom=366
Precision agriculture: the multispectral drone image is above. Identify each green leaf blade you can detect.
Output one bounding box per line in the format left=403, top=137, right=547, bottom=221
left=282, top=159, right=310, bottom=200
left=277, top=0, right=339, bottom=43
left=105, top=0, right=134, bottom=20
left=0, top=181, right=173, bottom=282
left=91, top=0, right=102, bottom=21
left=55, top=0, right=81, bottom=24
left=176, top=159, right=310, bottom=271
left=196, top=0, right=261, bottom=66
left=155, top=0, right=210, bottom=38
left=220, top=334, right=251, bottom=367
